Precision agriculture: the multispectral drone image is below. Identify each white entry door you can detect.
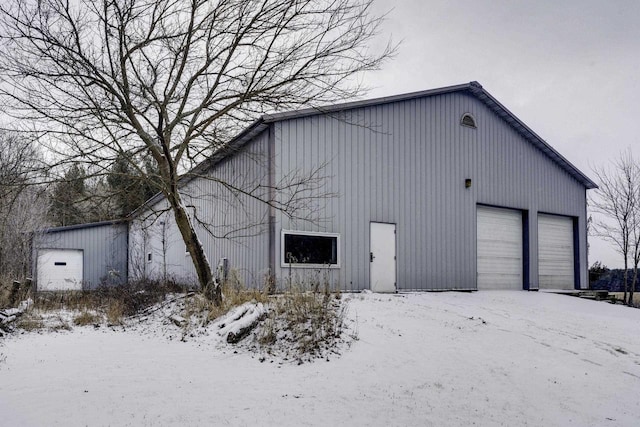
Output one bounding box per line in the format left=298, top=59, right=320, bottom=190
left=370, top=222, right=396, bottom=293
left=37, top=249, right=84, bottom=291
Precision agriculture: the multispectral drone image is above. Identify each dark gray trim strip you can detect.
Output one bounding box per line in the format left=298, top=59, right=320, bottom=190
left=40, top=220, right=126, bottom=234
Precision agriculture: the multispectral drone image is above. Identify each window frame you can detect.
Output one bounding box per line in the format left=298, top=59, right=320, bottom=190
left=460, top=112, right=477, bottom=129
left=280, top=230, right=341, bottom=268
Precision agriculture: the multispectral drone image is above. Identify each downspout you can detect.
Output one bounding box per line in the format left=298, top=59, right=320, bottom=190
left=125, top=220, right=130, bottom=285
left=267, top=123, right=276, bottom=291
left=584, top=187, right=589, bottom=290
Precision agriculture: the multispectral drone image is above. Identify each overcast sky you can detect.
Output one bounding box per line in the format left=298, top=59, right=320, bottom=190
left=360, top=0, right=640, bottom=268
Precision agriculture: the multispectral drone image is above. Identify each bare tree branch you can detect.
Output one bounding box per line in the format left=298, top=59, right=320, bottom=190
left=590, top=149, right=640, bottom=305
left=0, top=0, right=394, bottom=303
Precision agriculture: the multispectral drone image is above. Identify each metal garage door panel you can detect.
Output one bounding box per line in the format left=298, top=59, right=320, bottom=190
left=477, top=206, right=523, bottom=290
left=37, top=249, right=84, bottom=291
left=538, top=214, right=574, bottom=290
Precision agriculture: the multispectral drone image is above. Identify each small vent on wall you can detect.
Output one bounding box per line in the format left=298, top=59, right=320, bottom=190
left=461, top=113, right=477, bottom=129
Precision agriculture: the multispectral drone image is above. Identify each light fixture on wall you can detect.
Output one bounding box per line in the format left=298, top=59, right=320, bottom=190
left=465, top=178, right=472, bottom=188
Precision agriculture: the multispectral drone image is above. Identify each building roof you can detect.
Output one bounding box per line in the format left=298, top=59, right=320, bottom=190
left=217, top=81, right=595, bottom=188
left=133, top=81, right=597, bottom=217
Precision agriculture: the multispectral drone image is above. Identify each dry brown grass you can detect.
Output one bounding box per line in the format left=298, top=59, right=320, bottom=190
left=106, top=299, right=126, bottom=325
left=177, top=275, right=346, bottom=361
left=258, top=316, right=278, bottom=346
left=2, top=279, right=192, bottom=332
left=73, top=311, right=102, bottom=326
left=608, top=292, right=640, bottom=307
left=12, top=311, right=72, bottom=332
left=256, top=283, right=346, bottom=360
left=31, top=280, right=187, bottom=314
left=183, top=280, right=270, bottom=325
left=14, top=315, right=44, bottom=332
left=48, top=315, right=72, bottom=332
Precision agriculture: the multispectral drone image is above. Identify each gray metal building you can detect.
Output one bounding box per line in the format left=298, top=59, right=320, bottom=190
left=33, top=221, right=128, bottom=291
left=130, top=81, right=597, bottom=291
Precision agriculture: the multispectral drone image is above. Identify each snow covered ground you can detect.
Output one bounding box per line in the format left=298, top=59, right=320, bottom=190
left=1, top=291, right=639, bottom=426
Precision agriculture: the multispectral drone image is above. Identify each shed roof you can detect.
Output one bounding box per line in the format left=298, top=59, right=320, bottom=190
left=39, top=220, right=127, bottom=234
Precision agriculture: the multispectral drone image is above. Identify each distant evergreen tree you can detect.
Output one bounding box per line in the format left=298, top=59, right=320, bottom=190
left=107, top=152, right=158, bottom=218
left=589, top=261, right=609, bottom=285
left=49, top=164, right=88, bottom=226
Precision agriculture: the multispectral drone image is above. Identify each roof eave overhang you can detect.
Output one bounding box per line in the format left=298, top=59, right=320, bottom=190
left=128, top=81, right=597, bottom=221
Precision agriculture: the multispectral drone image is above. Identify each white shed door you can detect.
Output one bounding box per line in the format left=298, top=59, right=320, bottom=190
left=37, top=249, right=84, bottom=291
left=538, top=214, right=574, bottom=290
left=370, top=222, right=396, bottom=293
left=477, top=206, right=523, bottom=290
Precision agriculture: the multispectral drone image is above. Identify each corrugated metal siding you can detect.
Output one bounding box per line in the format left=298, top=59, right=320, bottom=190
left=128, top=132, right=271, bottom=288
left=273, top=92, right=588, bottom=291
left=34, top=223, right=128, bottom=290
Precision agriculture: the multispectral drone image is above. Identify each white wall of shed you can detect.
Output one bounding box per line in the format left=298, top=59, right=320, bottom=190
left=128, top=132, right=271, bottom=288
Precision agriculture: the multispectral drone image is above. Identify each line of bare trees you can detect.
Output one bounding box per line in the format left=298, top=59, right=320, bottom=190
left=590, top=149, right=640, bottom=305
left=0, top=132, right=48, bottom=282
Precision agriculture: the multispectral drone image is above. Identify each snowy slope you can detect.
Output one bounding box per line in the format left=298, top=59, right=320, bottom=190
left=1, top=291, right=639, bottom=426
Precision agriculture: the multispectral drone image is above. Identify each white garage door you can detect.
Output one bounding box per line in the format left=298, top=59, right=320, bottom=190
left=538, top=214, right=574, bottom=290
left=477, top=206, right=523, bottom=290
left=37, top=249, right=84, bottom=291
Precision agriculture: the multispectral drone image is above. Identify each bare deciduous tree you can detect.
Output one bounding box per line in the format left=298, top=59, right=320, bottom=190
left=590, top=149, right=640, bottom=305
left=629, top=183, right=640, bottom=305
left=0, top=132, right=48, bottom=282
left=0, top=0, right=392, bottom=304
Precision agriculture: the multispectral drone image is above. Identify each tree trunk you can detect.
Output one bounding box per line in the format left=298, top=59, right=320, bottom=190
left=629, top=265, right=637, bottom=306
left=623, top=259, right=628, bottom=303
left=166, top=191, right=221, bottom=306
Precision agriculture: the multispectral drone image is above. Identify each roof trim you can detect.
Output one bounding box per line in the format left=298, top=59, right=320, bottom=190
left=186, top=119, right=269, bottom=179
left=40, top=220, right=127, bottom=234
left=262, top=82, right=474, bottom=123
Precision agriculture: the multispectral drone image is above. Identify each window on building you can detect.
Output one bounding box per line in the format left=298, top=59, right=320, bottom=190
left=461, top=113, right=477, bottom=129
left=147, top=252, right=152, bottom=263
left=281, top=231, right=340, bottom=267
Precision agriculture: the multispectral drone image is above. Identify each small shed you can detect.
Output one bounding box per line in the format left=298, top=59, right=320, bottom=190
left=32, top=221, right=128, bottom=291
